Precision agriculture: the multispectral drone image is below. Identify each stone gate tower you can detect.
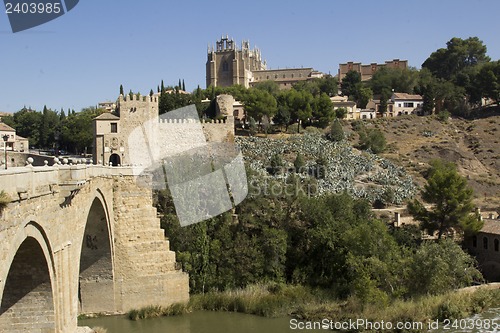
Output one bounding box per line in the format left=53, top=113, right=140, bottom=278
left=206, top=35, right=267, bottom=88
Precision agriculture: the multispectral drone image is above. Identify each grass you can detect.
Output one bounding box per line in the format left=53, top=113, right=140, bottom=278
left=126, top=283, right=500, bottom=332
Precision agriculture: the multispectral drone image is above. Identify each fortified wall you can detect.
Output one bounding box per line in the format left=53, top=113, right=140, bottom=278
left=94, top=94, right=235, bottom=166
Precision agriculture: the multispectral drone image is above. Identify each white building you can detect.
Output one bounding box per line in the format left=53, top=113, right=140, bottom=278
left=391, top=93, right=423, bottom=116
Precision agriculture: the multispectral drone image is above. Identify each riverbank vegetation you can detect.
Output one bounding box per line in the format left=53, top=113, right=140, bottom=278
left=128, top=283, right=500, bottom=328
left=156, top=166, right=483, bottom=299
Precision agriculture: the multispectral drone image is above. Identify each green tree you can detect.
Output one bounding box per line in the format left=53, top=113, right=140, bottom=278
left=328, top=119, right=344, bottom=142
left=408, top=239, right=482, bottom=295
left=354, top=86, right=373, bottom=109
left=341, top=70, right=361, bottom=97
left=312, top=93, right=334, bottom=127
left=359, top=129, right=386, bottom=154
left=334, top=107, right=347, bottom=119
left=477, top=61, right=500, bottom=105
left=269, top=153, right=283, bottom=175
left=182, top=79, right=186, bottom=91
left=422, top=37, right=490, bottom=81
left=243, top=88, right=277, bottom=122
left=13, top=108, right=43, bottom=147
left=369, top=67, right=418, bottom=95
left=408, top=160, right=482, bottom=239
left=293, top=153, right=305, bottom=173
left=120, top=84, right=124, bottom=96
left=317, top=75, right=338, bottom=96
left=378, top=89, right=391, bottom=115
left=273, top=107, right=291, bottom=131
left=253, top=80, right=280, bottom=96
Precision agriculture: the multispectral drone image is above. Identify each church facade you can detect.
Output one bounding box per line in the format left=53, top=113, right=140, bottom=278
left=206, top=36, right=323, bottom=89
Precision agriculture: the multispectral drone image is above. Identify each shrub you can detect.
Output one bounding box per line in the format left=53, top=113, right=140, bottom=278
left=359, top=129, right=386, bottom=154
left=327, top=119, right=344, bottom=142
left=437, top=110, right=451, bottom=122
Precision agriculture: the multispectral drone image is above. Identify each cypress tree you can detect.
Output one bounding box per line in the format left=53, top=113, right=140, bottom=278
left=182, top=79, right=186, bottom=91
left=328, top=119, right=344, bottom=142
left=178, top=79, right=182, bottom=90
left=150, top=89, right=154, bottom=97
left=161, top=80, right=165, bottom=93
left=120, top=84, right=124, bottom=96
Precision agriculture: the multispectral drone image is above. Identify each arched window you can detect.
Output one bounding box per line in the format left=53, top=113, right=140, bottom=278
left=495, top=239, right=499, bottom=252
left=472, top=236, right=477, bottom=248
left=483, top=237, right=488, bottom=250
left=222, top=61, right=229, bottom=72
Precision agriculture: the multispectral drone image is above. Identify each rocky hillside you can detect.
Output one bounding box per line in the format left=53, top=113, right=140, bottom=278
left=354, top=110, right=500, bottom=211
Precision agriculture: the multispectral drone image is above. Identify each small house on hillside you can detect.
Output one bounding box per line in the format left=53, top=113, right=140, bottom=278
left=467, top=212, right=500, bottom=281
left=391, top=93, right=423, bottom=116
left=330, top=96, right=359, bottom=120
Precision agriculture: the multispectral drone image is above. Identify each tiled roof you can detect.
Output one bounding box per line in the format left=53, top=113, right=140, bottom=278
left=0, top=123, right=15, bottom=132
left=480, top=219, right=500, bottom=235
left=94, top=112, right=120, bottom=120
left=392, top=93, right=423, bottom=100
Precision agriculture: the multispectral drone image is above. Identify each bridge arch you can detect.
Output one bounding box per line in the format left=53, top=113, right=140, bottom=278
left=78, top=189, right=115, bottom=313
left=0, top=221, right=56, bottom=332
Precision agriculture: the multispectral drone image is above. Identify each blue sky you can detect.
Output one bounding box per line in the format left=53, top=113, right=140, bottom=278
left=1, top=0, right=499, bottom=113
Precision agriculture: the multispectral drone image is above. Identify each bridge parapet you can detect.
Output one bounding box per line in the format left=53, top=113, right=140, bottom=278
left=0, top=165, right=140, bottom=201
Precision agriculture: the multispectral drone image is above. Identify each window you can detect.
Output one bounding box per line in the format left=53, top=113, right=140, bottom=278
left=111, top=122, right=118, bottom=133
left=472, top=236, right=477, bottom=248
left=403, top=102, right=414, bottom=108
left=266, top=75, right=269, bottom=79
left=495, top=239, right=499, bottom=252
left=283, top=74, right=286, bottom=78
left=222, top=61, right=229, bottom=72
left=483, top=237, right=488, bottom=250
left=275, top=74, right=278, bottom=79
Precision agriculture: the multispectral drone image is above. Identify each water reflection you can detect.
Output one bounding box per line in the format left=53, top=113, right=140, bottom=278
left=79, top=311, right=323, bottom=333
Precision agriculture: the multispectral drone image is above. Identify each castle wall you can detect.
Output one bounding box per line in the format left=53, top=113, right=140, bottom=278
left=95, top=94, right=235, bottom=167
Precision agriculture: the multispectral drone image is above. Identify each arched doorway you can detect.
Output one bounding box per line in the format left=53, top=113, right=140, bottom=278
left=109, top=153, right=120, bottom=166
left=0, top=237, right=55, bottom=332
left=78, top=198, right=114, bottom=313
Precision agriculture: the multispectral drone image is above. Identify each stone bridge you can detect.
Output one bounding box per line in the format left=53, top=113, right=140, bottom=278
left=0, top=164, right=189, bottom=332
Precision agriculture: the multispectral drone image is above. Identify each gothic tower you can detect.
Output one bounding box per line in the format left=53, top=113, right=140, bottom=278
left=206, top=35, right=266, bottom=88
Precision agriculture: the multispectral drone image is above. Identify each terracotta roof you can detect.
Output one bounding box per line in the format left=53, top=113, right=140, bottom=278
left=0, top=123, right=15, bottom=132
left=480, top=219, right=500, bottom=235
left=94, top=112, right=120, bottom=120
left=392, top=93, right=423, bottom=100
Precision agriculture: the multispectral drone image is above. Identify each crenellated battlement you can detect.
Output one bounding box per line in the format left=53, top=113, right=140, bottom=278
left=118, top=94, right=159, bottom=104
left=158, top=117, right=231, bottom=124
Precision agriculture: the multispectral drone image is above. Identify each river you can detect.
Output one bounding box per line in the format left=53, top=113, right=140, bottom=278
left=79, top=308, right=500, bottom=333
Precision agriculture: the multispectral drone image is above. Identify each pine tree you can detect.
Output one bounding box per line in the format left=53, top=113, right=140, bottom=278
left=408, top=160, right=482, bottom=239
left=120, top=84, right=124, bottom=96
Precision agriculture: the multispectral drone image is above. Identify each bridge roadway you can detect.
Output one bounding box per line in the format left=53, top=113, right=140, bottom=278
left=0, top=164, right=189, bottom=332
